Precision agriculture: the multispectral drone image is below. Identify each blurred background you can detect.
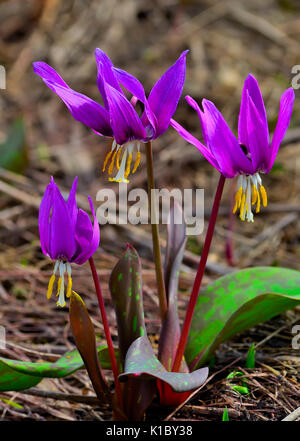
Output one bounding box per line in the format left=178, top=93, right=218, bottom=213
left=0, top=0, right=299, bottom=420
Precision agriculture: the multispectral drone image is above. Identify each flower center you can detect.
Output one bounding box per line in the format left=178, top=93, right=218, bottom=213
left=46, top=260, right=72, bottom=307
left=233, top=173, right=268, bottom=222
left=102, top=140, right=141, bottom=183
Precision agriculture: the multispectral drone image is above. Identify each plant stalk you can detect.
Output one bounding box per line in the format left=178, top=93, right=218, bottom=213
left=89, top=257, right=123, bottom=410
left=145, top=141, right=168, bottom=320
left=172, top=174, right=226, bottom=372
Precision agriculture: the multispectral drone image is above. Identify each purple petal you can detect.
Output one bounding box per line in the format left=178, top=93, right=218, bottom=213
left=267, top=88, right=295, bottom=172
left=201, top=99, right=253, bottom=178
left=104, top=83, right=146, bottom=145
left=73, top=197, right=100, bottom=264
left=49, top=182, right=76, bottom=261
left=239, top=74, right=268, bottom=147
left=147, top=51, right=188, bottom=138
left=39, top=177, right=55, bottom=257
left=33, top=62, right=113, bottom=137
left=185, top=95, right=209, bottom=145
left=66, top=177, right=78, bottom=227
left=33, top=62, right=69, bottom=88
left=113, top=67, right=157, bottom=137
left=95, top=48, right=124, bottom=109
left=170, top=118, right=221, bottom=171
left=246, top=92, right=270, bottom=172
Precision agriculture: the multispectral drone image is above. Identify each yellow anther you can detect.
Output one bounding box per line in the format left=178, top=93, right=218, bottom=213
left=56, top=277, right=62, bottom=297
left=116, top=148, right=122, bottom=170
left=252, top=185, right=258, bottom=205
left=132, top=151, right=141, bottom=174
left=47, top=274, right=55, bottom=300
left=256, top=190, right=261, bottom=213
left=125, top=153, right=133, bottom=179
left=66, top=276, right=72, bottom=298
left=260, top=185, right=267, bottom=207
left=239, top=193, right=246, bottom=220
left=108, top=150, right=117, bottom=175
left=233, top=187, right=243, bottom=214
left=102, top=150, right=113, bottom=172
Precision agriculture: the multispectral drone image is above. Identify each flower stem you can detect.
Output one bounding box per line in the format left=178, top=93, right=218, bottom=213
left=145, top=141, right=168, bottom=321
left=172, top=174, right=226, bottom=372
left=88, top=257, right=123, bottom=409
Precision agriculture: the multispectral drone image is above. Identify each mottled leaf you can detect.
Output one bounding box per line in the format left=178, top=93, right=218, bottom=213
left=158, top=202, right=188, bottom=372
left=0, top=118, right=28, bottom=172
left=186, top=267, right=300, bottom=369
left=119, top=336, right=208, bottom=393
left=0, top=345, right=117, bottom=392
left=109, top=244, right=146, bottom=365
left=69, top=291, right=111, bottom=403
left=109, top=244, right=155, bottom=419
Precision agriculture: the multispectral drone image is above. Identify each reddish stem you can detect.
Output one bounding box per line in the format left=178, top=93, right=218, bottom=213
left=172, top=174, right=226, bottom=372
left=89, top=257, right=123, bottom=409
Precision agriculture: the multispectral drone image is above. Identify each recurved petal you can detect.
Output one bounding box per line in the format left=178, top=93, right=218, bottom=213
left=39, top=176, right=55, bottom=257
left=104, top=83, right=146, bottom=145
left=267, top=88, right=295, bottom=172
left=73, top=197, right=100, bottom=265
left=147, top=50, right=188, bottom=138
left=170, top=118, right=221, bottom=172
left=66, top=177, right=78, bottom=227
left=201, top=99, right=253, bottom=178
left=49, top=183, right=76, bottom=261
left=33, top=62, right=69, bottom=88
left=246, top=92, right=270, bottom=172
left=185, top=95, right=209, bottom=145
left=95, top=48, right=124, bottom=109
left=113, top=67, right=157, bottom=137
left=238, top=74, right=268, bottom=147
left=33, top=62, right=113, bottom=137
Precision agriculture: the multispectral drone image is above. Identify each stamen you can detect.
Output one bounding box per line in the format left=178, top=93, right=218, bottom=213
left=109, top=148, right=129, bottom=183
left=233, top=186, right=242, bottom=214
left=251, top=185, right=257, bottom=205
left=66, top=262, right=72, bottom=298
left=47, top=275, right=55, bottom=299
left=116, top=147, right=122, bottom=170
left=125, top=153, right=133, bottom=179
left=108, top=149, right=117, bottom=175
left=233, top=172, right=268, bottom=222
left=102, top=150, right=112, bottom=172
left=256, top=190, right=261, bottom=213
left=132, top=151, right=141, bottom=174
left=57, top=262, right=66, bottom=308
left=260, top=185, right=267, bottom=207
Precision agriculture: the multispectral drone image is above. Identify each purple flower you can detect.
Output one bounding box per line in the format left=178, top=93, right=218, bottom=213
left=39, top=177, right=100, bottom=307
left=33, top=49, right=188, bottom=183
left=171, top=74, right=295, bottom=222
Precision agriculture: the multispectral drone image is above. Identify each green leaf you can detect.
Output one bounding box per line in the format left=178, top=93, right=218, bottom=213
left=222, top=407, right=229, bottom=421
left=246, top=344, right=256, bottom=369
left=119, top=336, right=208, bottom=393
left=109, top=245, right=155, bottom=420
left=158, top=202, right=188, bottom=372
left=231, top=385, right=249, bottom=395
left=69, top=291, right=111, bottom=403
left=0, top=118, right=28, bottom=172
left=186, top=267, right=300, bottom=369
left=0, top=345, right=118, bottom=392
left=109, top=244, right=146, bottom=366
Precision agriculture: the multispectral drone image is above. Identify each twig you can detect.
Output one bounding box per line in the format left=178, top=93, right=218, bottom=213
left=282, top=407, right=300, bottom=421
